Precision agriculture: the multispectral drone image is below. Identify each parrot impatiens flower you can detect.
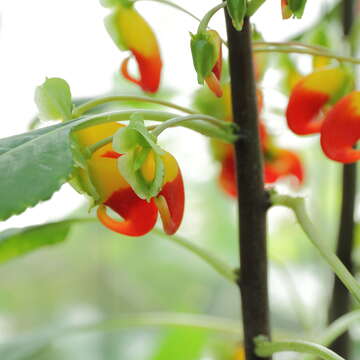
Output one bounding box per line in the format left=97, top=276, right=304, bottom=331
left=286, top=67, right=350, bottom=135
left=105, top=3, right=162, bottom=93
left=193, top=82, right=304, bottom=197
left=74, top=122, right=184, bottom=236
left=320, top=91, right=360, bottom=163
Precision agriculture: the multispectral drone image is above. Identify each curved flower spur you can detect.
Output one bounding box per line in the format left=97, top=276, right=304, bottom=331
left=72, top=115, right=184, bottom=236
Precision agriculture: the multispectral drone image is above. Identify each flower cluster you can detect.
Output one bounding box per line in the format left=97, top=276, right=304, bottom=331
left=194, top=82, right=304, bottom=197
left=286, top=66, right=360, bottom=163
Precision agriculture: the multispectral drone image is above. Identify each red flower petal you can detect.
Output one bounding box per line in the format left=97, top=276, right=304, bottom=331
left=320, top=91, right=360, bottom=163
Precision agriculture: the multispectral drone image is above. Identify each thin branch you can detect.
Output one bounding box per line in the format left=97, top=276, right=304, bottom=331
left=152, top=229, right=237, bottom=283
left=252, top=46, right=360, bottom=65
left=255, top=336, right=344, bottom=360
left=271, top=192, right=360, bottom=304
left=72, top=96, right=196, bottom=118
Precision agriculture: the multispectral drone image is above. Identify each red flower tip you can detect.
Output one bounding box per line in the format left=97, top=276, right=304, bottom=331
left=97, top=189, right=159, bottom=237
left=320, top=91, right=360, bottom=163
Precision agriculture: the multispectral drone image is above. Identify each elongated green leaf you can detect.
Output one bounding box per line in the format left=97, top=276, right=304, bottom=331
left=0, top=116, right=99, bottom=221
left=35, top=78, right=73, bottom=122
left=0, top=123, right=75, bottom=220
left=0, top=220, right=75, bottom=264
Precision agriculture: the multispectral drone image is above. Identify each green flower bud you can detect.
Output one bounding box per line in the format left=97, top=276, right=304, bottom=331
left=190, top=31, right=219, bottom=84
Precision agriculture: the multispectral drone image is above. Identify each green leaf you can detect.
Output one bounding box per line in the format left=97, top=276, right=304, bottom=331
left=150, top=328, right=208, bottom=360
left=34, top=78, right=73, bottom=122
left=0, top=123, right=74, bottom=220
left=0, top=220, right=75, bottom=264
left=0, top=116, right=99, bottom=221
left=227, top=0, right=247, bottom=30
left=288, top=0, right=307, bottom=18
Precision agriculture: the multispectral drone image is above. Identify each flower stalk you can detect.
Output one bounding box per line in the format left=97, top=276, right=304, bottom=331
left=271, top=193, right=360, bottom=304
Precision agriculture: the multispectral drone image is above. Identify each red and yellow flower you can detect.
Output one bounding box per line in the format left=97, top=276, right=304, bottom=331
left=285, top=67, right=360, bottom=164
left=320, top=91, right=360, bottom=163
left=286, top=67, right=350, bottom=135
left=195, top=82, right=304, bottom=197
left=73, top=122, right=184, bottom=236
left=105, top=3, right=162, bottom=93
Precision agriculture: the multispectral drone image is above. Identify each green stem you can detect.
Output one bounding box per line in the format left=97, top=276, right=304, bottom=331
left=73, top=110, right=236, bottom=142
left=253, top=46, right=360, bottom=65
left=131, top=0, right=202, bottom=22
left=321, top=310, right=360, bottom=349
left=303, top=310, right=360, bottom=360
left=254, top=336, right=344, bottom=360
left=252, top=41, right=329, bottom=52
left=152, top=114, right=234, bottom=137
left=72, top=96, right=196, bottom=118
left=197, top=3, right=227, bottom=33
left=152, top=229, right=237, bottom=283
left=270, top=193, right=360, bottom=304
left=87, top=136, right=113, bottom=155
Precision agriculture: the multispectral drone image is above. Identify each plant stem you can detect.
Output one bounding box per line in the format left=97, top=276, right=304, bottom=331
left=252, top=46, right=360, bottom=65
left=132, top=0, right=202, bottom=22
left=152, top=229, right=237, bottom=283
left=72, top=96, right=196, bottom=118
left=73, top=110, right=235, bottom=142
left=328, top=0, right=356, bottom=357
left=271, top=193, right=360, bottom=304
left=224, top=13, right=270, bottom=360
left=254, top=336, right=344, bottom=360
left=151, top=114, right=234, bottom=137
left=303, top=310, right=360, bottom=360
left=197, top=3, right=227, bottom=34
left=252, top=41, right=329, bottom=52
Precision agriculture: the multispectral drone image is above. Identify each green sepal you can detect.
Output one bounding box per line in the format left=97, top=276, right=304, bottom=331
left=118, top=149, right=165, bottom=201
left=227, top=0, right=247, bottom=31
left=288, top=0, right=307, bottom=18
left=113, top=113, right=165, bottom=200
left=68, top=133, right=100, bottom=205
left=104, top=8, right=129, bottom=51
left=190, top=32, right=218, bottom=84
left=34, top=77, right=73, bottom=122
left=113, top=113, right=163, bottom=155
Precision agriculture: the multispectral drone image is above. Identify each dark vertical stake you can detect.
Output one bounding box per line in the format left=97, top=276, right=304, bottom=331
left=224, top=13, right=271, bottom=360
left=328, top=0, right=356, bottom=357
